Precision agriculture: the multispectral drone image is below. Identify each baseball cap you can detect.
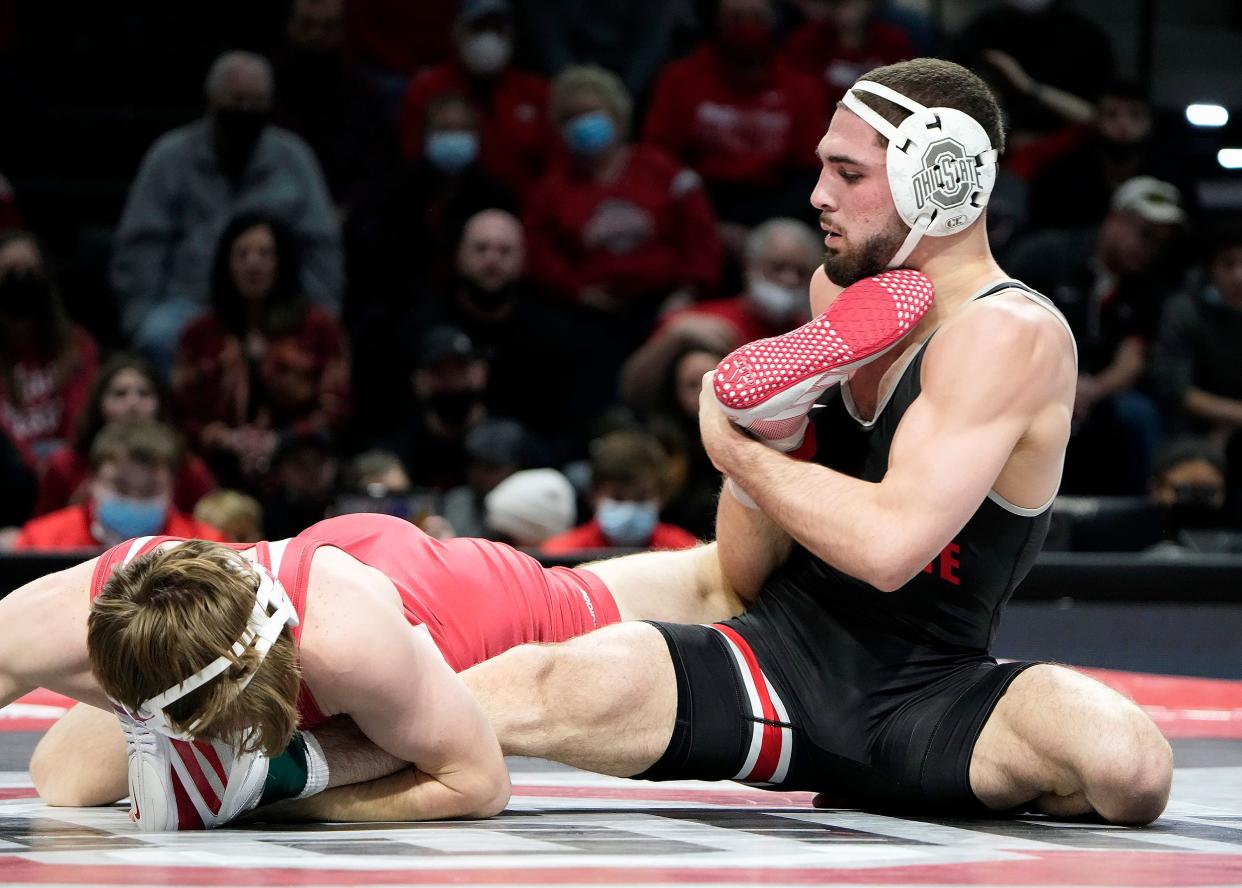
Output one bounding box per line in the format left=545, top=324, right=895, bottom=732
left=416, top=325, right=479, bottom=368
left=1112, top=176, right=1187, bottom=226
left=458, top=0, right=512, bottom=24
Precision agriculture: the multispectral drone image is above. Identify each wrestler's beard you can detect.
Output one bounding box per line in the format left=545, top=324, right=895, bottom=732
left=821, top=213, right=910, bottom=286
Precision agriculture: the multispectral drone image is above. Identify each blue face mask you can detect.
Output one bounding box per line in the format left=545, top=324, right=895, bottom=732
left=563, top=111, right=616, bottom=157
left=596, top=497, right=659, bottom=547
left=425, top=130, right=480, bottom=173
left=96, top=492, right=168, bottom=539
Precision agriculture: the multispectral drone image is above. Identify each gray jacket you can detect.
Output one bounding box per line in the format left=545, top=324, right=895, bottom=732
left=110, top=117, right=343, bottom=335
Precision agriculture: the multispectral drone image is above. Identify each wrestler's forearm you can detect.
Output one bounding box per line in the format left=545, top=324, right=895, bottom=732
left=305, top=716, right=408, bottom=789
left=715, top=479, right=793, bottom=603
left=260, top=765, right=506, bottom=823
left=722, top=439, right=902, bottom=589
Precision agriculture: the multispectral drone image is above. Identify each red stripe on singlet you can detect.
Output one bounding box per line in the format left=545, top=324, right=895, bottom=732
left=714, top=624, right=784, bottom=783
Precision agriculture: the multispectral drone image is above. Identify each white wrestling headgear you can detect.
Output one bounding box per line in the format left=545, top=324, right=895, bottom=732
left=841, top=80, right=998, bottom=268
left=117, top=558, right=299, bottom=740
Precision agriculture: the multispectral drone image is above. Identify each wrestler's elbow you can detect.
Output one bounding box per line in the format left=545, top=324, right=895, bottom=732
left=857, top=546, right=927, bottom=593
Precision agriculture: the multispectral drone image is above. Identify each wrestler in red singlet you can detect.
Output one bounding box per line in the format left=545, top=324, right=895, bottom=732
left=88, top=514, right=621, bottom=728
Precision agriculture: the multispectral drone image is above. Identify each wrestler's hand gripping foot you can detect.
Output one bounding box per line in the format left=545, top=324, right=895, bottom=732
left=713, top=269, right=934, bottom=504
left=714, top=268, right=935, bottom=448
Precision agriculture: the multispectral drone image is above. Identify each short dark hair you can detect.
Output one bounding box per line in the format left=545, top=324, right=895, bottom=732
left=1205, top=220, right=1242, bottom=264
left=851, top=58, right=1006, bottom=155
left=1151, top=437, right=1225, bottom=481
left=591, top=430, right=667, bottom=488
left=89, top=420, right=181, bottom=472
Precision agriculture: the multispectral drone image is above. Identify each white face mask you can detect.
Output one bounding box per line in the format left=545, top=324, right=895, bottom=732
left=746, top=274, right=807, bottom=325
left=460, top=31, right=512, bottom=76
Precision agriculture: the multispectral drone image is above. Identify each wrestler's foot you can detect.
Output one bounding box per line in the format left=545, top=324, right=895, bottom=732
left=713, top=269, right=935, bottom=449
left=118, top=707, right=267, bottom=831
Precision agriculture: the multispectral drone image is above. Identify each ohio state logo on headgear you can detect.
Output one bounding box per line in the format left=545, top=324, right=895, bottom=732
left=911, top=138, right=978, bottom=211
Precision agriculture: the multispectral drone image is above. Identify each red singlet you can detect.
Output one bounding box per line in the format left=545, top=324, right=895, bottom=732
left=89, top=514, right=621, bottom=727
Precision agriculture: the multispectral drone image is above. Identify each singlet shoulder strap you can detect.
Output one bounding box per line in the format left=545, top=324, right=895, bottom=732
left=89, top=535, right=185, bottom=601
left=268, top=535, right=324, bottom=642
left=969, top=277, right=1078, bottom=364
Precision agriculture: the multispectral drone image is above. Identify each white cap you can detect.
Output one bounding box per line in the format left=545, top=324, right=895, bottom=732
left=484, top=468, right=576, bottom=546
left=1112, top=176, right=1186, bottom=226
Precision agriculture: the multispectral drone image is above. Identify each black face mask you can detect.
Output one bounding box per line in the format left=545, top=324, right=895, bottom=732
left=0, top=269, right=52, bottom=319
left=460, top=277, right=520, bottom=314
left=213, top=107, right=270, bottom=176
left=426, top=390, right=481, bottom=427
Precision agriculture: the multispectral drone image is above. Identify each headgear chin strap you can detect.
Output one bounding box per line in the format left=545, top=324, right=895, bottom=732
left=841, top=80, right=998, bottom=268
left=118, top=559, right=299, bottom=740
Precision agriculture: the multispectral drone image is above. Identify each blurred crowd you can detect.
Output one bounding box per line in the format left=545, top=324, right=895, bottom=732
left=0, top=0, right=1239, bottom=556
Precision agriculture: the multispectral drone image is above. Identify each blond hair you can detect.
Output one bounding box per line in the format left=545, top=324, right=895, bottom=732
left=550, top=65, right=632, bottom=135
left=87, top=540, right=300, bottom=756
left=193, top=490, right=264, bottom=543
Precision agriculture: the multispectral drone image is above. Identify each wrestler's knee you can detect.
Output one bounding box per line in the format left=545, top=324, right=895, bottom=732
left=1079, top=708, right=1172, bottom=825
left=30, top=734, right=102, bottom=806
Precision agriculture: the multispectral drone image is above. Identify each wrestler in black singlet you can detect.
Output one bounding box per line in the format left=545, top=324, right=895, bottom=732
left=638, top=280, right=1069, bottom=814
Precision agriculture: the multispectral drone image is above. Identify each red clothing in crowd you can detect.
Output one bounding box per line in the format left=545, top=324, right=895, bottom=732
left=400, top=60, right=552, bottom=197
left=172, top=308, right=350, bottom=447
left=0, top=326, right=99, bottom=465
left=33, top=445, right=217, bottom=518
left=14, top=503, right=224, bottom=552
left=524, top=144, right=722, bottom=304
left=782, top=19, right=915, bottom=103
left=542, top=518, right=697, bottom=554
left=643, top=45, right=826, bottom=188
left=344, top=0, right=457, bottom=72
left=655, top=295, right=791, bottom=347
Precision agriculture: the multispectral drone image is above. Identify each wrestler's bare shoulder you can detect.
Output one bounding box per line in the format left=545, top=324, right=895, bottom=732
left=14, top=555, right=98, bottom=610
left=930, top=289, right=1075, bottom=382
left=296, top=545, right=408, bottom=711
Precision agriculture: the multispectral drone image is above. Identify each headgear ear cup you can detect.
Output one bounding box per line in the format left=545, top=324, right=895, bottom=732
left=840, top=80, right=998, bottom=267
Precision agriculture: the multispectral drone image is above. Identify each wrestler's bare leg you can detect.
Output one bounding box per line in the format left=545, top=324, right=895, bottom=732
left=969, top=664, right=1173, bottom=825
left=461, top=622, right=677, bottom=774
left=581, top=541, right=744, bottom=624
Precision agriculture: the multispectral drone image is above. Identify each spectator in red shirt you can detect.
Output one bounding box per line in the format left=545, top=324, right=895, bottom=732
left=782, top=0, right=915, bottom=104
left=34, top=354, right=217, bottom=518
left=15, top=421, right=224, bottom=552
left=0, top=231, right=99, bottom=467
left=172, top=213, right=350, bottom=488
left=621, top=217, right=821, bottom=403
left=643, top=0, right=827, bottom=227
left=526, top=65, right=722, bottom=317
left=543, top=430, right=697, bottom=554
left=399, top=0, right=552, bottom=198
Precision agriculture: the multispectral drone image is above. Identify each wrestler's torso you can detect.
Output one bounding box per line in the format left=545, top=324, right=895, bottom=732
left=727, top=280, right=1069, bottom=733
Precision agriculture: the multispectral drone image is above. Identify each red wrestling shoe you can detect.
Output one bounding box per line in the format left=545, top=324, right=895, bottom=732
left=713, top=269, right=934, bottom=449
